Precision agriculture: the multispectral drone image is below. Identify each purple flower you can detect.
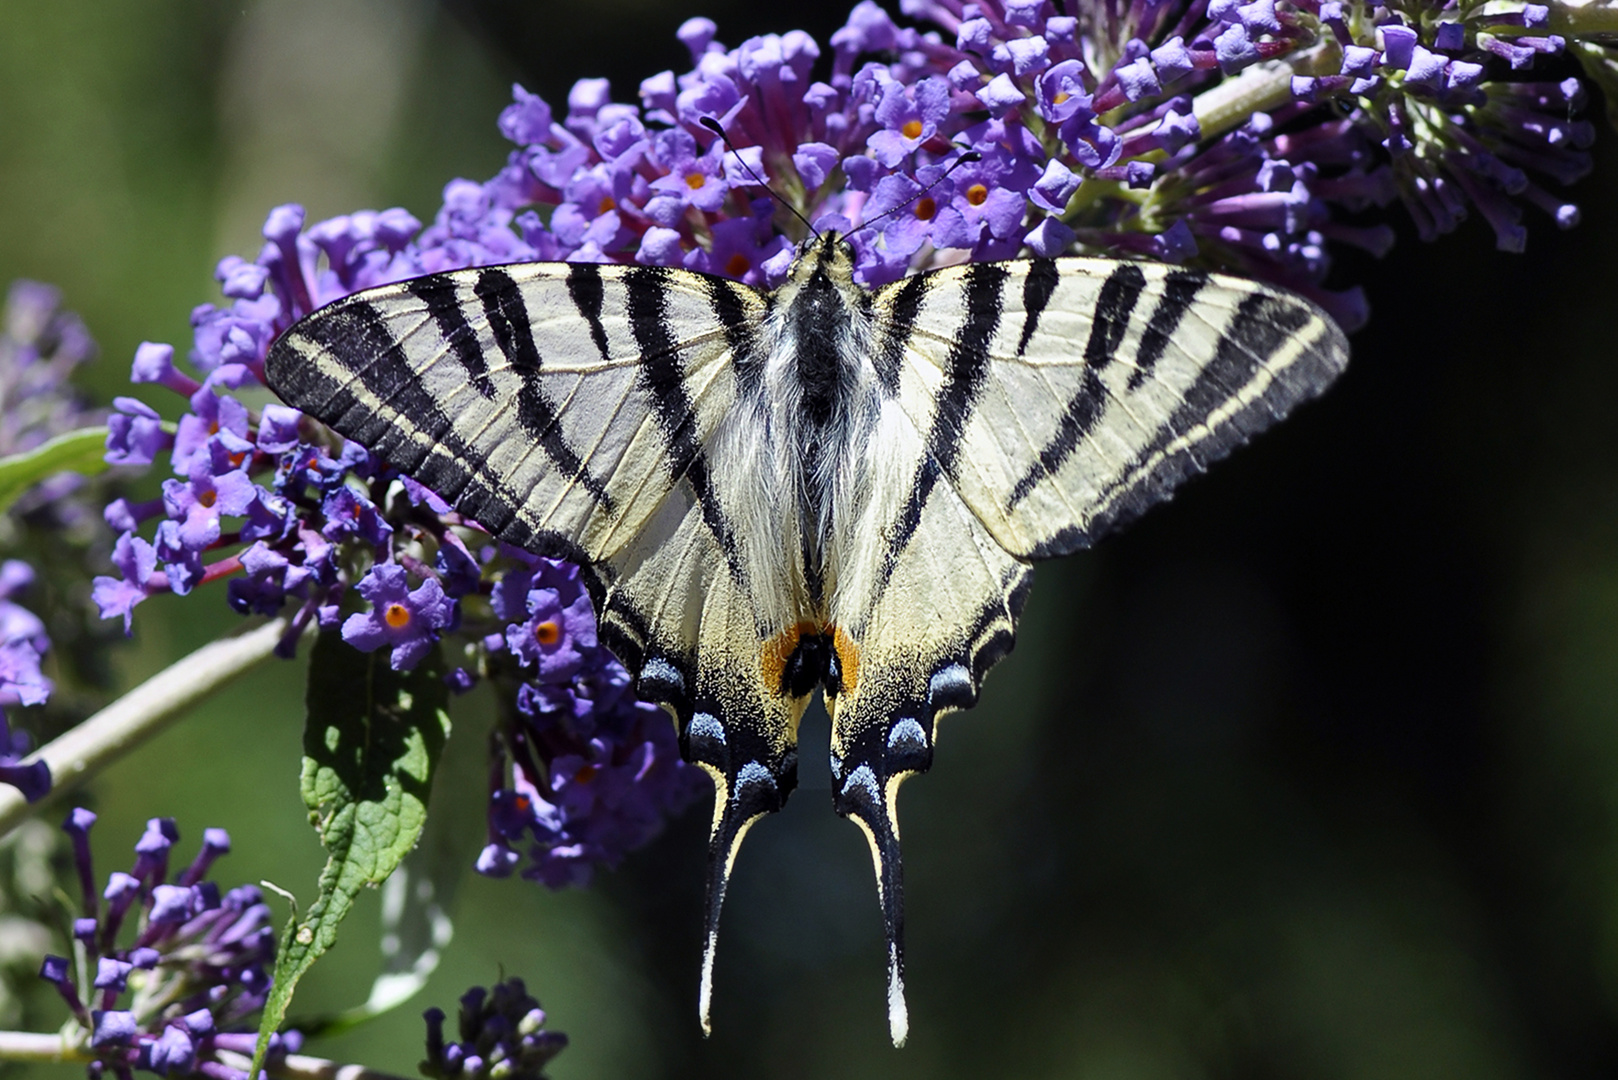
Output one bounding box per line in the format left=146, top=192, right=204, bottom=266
left=496, top=563, right=596, bottom=682
left=40, top=812, right=295, bottom=1080
left=0, top=280, right=102, bottom=468
left=93, top=532, right=159, bottom=633
left=0, top=710, right=49, bottom=802
left=420, top=979, right=567, bottom=1080
left=106, top=398, right=170, bottom=467
left=342, top=563, right=455, bottom=671
left=867, top=76, right=951, bottom=165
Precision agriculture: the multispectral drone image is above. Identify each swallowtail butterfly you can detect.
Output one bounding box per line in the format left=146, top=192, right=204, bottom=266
left=265, top=233, right=1349, bottom=1044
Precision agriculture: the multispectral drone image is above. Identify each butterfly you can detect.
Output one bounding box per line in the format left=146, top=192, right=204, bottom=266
left=264, top=232, right=1348, bottom=1045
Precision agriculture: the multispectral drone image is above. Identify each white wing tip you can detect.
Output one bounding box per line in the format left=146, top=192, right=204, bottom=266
left=887, top=949, right=909, bottom=1047
left=698, top=930, right=717, bottom=1037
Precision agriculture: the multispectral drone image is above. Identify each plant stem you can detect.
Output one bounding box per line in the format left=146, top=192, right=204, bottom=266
left=1192, top=60, right=1304, bottom=141
left=0, top=1030, right=85, bottom=1064
left=0, top=1032, right=412, bottom=1080
left=0, top=617, right=292, bottom=836
left=216, top=1048, right=415, bottom=1080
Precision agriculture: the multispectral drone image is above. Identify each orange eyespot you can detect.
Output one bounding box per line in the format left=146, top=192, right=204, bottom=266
left=573, top=764, right=599, bottom=784
left=914, top=196, right=937, bottom=220
left=598, top=195, right=617, bottom=214
left=534, top=620, right=561, bottom=646
left=966, top=183, right=989, bottom=206
left=901, top=119, right=924, bottom=140
left=686, top=172, right=707, bottom=190
left=1053, top=90, right=1070, bottom=105
left=725, top=252, right=752, bottom=278
left=198, top=490, right=217, bottom=509
left=383, top=603, right=412, bottom=629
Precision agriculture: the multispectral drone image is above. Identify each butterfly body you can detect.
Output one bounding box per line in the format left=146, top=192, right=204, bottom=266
left=265, top=232, right=1349, bottom=1045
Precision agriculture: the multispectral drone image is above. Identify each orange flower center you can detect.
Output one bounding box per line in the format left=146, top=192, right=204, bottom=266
left=725, top=252, right=752, bottom=278
left=534, top=620, right=561, bottom=646
left=198, top=490, right=217, bottom=509
left=1053, top=91, right=1070, bottom=105
left=966, top=183, right=990, bottom=206
left=597, top=195, right=617, bottom=214
left=914, top=196, right=937, bottom=220
left=384, top=603, right=412, bottom=629
left=573, top=764, right=599, bottom=784
left=686, top=172, right=707, bottom=190
left=902, top=119, right=924, bottom=140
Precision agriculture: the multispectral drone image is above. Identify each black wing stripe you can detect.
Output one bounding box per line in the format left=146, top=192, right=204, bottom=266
left=883, top=262, right=1008, bottom=584
left=1015, top=258, right=1060, bottom=357
left=875, top=273, right=931, bottom=396
left=1032, top=291, right=1332, bottom=556
left=1128, top=269, right=1207, bottom=390
left=1081, top=263, right=1147, bottom=368
left=1007, top=262, right=1148, bottom=508
left=566, top=263, right=614, bottom=364
left=474, top=268, right=616, bottom=512
left=703, top=276, right=766, bottom=400
left=623, top=266, right=746, bottom=581
left=406, top=276, right=496, bottom=399
left=272, top=301, right=519, bottom=538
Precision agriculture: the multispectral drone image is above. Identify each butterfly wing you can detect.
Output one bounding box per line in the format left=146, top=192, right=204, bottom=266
left=823, top=257, right=1348, bottom=1043
left=267, top=263, right=805, bottom=1033
left=884, top=257, right=1351, bottom=559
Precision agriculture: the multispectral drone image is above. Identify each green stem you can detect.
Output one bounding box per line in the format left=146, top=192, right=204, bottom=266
left=0, top=617, right=292, bottom=836
left=1191, top=61, right=1304, bottom=142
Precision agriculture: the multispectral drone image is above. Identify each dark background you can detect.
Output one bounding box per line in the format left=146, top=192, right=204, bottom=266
left=4, top=1, right=1618, bottom=1076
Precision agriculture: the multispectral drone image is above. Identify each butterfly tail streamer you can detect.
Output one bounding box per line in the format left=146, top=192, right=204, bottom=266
left=693, top=753, right=797, bottom=1036
left=833, top=756, right=913, bottom=1047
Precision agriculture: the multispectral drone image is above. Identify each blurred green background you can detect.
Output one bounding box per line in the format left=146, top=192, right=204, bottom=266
left=4, top=1, right=1618, bottom=1076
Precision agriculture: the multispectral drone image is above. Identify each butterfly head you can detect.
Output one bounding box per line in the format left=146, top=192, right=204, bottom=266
left=788, top=230, right=859, bottom=287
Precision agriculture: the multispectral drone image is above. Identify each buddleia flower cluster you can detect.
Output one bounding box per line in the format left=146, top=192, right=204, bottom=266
left=90, top=0, right=1608, bottom=884
left=420, top=978, right=568, bottom=1080
left=35, top=809, right=299, bottom=1080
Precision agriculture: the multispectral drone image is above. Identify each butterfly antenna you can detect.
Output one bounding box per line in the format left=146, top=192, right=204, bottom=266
left=699, top=116, right=818, bottom=237
left=861, top=150, right=983, bottom=231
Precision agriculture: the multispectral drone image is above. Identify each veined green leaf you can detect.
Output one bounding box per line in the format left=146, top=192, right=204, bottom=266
left=250, top=631, right=451, bottom=1075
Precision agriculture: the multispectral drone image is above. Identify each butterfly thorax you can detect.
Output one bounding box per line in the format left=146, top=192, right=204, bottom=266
left=730, top=233, right=883, bottom=664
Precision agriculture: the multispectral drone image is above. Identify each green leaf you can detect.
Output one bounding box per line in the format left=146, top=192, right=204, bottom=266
left=250, top=630, right=451, bottom=1075
left=0, top=426, right=111, bottom=513
left=286, top=712, right=487, bottom=1037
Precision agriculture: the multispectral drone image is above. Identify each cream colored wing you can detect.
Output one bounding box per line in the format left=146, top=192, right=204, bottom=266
left=265, top=262, right=765, bottom=566
left=872, top=257, right=1349, bottom=559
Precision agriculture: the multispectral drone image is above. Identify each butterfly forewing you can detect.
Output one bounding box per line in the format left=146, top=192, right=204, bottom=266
left=265, top=262, right=756, bottom=566
left=878, top=257, right=1349, bottom=560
